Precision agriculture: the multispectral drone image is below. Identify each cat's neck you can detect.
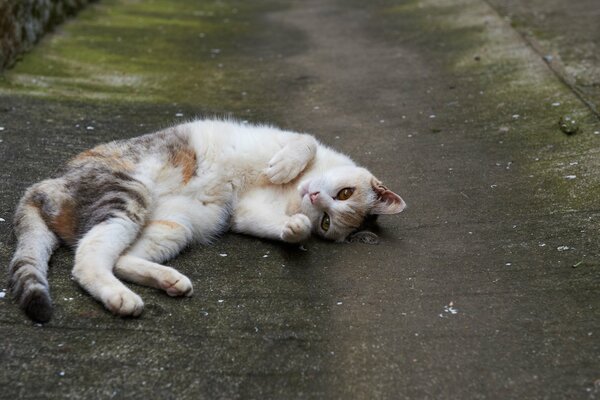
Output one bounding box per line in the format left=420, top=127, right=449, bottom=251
left=303, top=144, right=355, bottom=178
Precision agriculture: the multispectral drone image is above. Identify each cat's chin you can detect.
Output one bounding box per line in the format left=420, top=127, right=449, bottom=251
left=297, top=179, right=311, bottom=198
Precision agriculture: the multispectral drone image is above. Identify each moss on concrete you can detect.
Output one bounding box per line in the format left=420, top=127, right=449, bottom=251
left=0, top=0, right=300, bottom=117
left=360, top=0, right=600, bottom=215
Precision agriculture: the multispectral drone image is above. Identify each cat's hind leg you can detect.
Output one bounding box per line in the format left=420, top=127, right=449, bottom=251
left=115, top=256, right=193, bottom=297
left=73, top=217, right=145, bottom=316
left=71, top=173, right=151, bottom=317
left=115, top=196, right=229, bottom=296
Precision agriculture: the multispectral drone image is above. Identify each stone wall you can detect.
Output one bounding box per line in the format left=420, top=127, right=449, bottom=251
left=0, top=0, right=94, bottom=70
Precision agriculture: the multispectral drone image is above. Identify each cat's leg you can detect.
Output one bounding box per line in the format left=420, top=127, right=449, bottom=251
left=115, top=256, right=193, bottom=297
left=266, top=134, right=317, bottom=184
left=114, top=217, right=195, bottom=297
left=232, top=191, right=312, bottom=243
left=114, top=196, right=228, bottom=295
left=73, top=217, right=145, bottom=316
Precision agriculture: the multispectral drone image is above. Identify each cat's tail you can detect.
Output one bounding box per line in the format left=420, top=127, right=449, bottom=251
left=9, top=179, right=66, bottom=323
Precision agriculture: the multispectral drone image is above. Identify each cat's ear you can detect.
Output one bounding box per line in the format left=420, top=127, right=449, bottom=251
left=371, top=180, right=406, bottom=215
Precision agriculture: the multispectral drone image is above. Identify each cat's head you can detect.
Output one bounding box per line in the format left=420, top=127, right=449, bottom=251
left=298, top=166, right=406, bottom=242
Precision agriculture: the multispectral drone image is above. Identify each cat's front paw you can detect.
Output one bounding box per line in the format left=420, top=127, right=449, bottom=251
left=281, top=214, right=312, bottom=243
left=267, top=153, right=305, bottom=184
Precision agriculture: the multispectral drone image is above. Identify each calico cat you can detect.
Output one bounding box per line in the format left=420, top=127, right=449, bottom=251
left=9, top=119, right=406, bottom=322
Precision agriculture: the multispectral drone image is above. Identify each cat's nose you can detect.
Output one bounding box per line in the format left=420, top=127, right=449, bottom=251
left=309, top=192, right=320, bottom=204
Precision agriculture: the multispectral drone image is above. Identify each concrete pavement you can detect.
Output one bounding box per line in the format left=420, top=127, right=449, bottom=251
left=0, top=0, right=598, bottom=398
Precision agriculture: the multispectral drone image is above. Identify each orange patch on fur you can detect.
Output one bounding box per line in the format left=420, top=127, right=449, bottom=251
left=49, top=201, right=77, bottom=243
left=73, top=149, right=134, bottom=171
left=170, top=148, right=197, bottom=184
left=148, top=220, right=182, bottom=229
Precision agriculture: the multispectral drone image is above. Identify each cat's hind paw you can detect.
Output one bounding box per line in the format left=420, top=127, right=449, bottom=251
left=159, top=270, right=193, bottom=297
left=281, top=214, right=312, bottom=243
left=101, top=287, right=144, bottom=317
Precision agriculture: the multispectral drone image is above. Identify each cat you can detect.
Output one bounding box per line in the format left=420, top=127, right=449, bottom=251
left=8, top=119, right=406, bottom=322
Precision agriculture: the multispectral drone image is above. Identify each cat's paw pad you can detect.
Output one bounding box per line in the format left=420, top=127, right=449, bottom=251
left=267, top=153, right=304, bottom=184
left=101, top=287, right=144, bottom=317
left=159, top=270, right=193, bottom=297
left=281, top=214, right=312, bottom=243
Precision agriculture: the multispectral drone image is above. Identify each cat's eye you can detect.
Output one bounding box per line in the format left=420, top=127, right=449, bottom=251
left=336, top=187, right=354, bottom=201
left=321, top=213, right=331, bottom=232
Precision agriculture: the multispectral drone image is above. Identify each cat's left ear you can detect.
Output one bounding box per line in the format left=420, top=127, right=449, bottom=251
left=371, top=180, right=406, bottom=215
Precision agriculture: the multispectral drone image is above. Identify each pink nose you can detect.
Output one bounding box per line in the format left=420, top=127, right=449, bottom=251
left=309, top=192, right=320, bottom=204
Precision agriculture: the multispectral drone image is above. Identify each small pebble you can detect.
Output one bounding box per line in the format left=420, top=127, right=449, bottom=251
left=558, top=115, right=579, bottom=134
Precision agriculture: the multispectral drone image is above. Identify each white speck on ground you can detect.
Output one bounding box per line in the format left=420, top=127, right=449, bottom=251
left=175, top=113, right=183, bottom=117
left=564, top=175, right=577, bottom=180
left=200, top=311, right=209, bottom=316
left=219, top=253, right=227, bottom=257
left=217, top=299, right=224, bottom=303
left=443, top=301, right=458, bottom=315
left=539, top=243, right=546, bottom=247
left=505, top=262, right=512, bottom=266
left=299, top=245, right=308, bottom=251
left=551, top=102, right=561, bottom=107
left=0, top=291, right=6, bottom=299
left=594, top=131, right=600, bottom=135
left=86, top=126, right=94, bottom=130
left=512, top=114, right=520, bottom=119
left=0, top=218, right=5, bottom=222
left=336, top=301, right=343, bottom=305
left=263, top=254, right=268, bottom=258
left=429, top=114, right=436, bottom=119
left=58, top=371, right=65, bottom=377
left=557, top=246, right=570, bottom=252
left=0, top=127, right=4, bottom=131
